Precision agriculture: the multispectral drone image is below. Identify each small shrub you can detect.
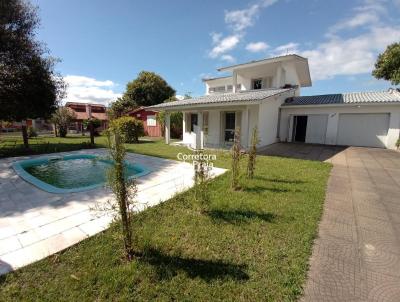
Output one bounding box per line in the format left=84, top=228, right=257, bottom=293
left=102, top=127, right=138, bottom=260
left=27, top=126, right=37, bottom=138
left=110, top=116, right=144, bottom=143
left=193, top=150, right=212, bottom=211
left=396, top=138, right=400, bottom=149
left=247, top=127, right=260, bottom=179
left=231, top=127, right=241, bottom=190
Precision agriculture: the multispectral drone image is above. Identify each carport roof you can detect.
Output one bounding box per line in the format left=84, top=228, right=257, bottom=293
left=283, top=90, right=400, bottom=106
left=149, top=88, right=294, bottom=110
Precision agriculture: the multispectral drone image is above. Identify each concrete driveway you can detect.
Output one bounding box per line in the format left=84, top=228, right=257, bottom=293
left=261, top=143, right=400, bottom=301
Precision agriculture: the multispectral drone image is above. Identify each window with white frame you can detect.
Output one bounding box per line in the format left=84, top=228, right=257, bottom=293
left=147, top=115, right=156, bottom=127
left=209, top=86, right=226, bottom=93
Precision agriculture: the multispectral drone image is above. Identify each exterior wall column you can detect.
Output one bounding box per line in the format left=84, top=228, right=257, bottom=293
left=182, top=112, right=186, bottom=135
left=287, top=115, right=294, bottom=142
left=165, top=112, right=170, bottom=144
left=232, top=71, right=237, bottom=93
left=387, top=112, right=400, bottom=149
left=198, top=112, right=204, bottom=149
left=274, top=64, right=282, bottom=88
left=241, top=107, right=249, bottom=148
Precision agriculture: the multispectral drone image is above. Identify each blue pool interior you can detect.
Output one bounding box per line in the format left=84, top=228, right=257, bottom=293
left=12, top=154, right=151, bottom=194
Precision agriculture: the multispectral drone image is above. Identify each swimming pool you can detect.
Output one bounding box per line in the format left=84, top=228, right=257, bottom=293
left=12, top=154, right=150, bottom=193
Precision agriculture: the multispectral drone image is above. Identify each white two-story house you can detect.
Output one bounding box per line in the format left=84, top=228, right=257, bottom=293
left=151, top=54, right=400, bottom=150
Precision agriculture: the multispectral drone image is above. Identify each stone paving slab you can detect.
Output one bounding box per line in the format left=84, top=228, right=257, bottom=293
left=259, top=143, right=400, bottom=301
left=0, top=149, right=226, bottom=275
left=301, top=147, right=400, bottom=302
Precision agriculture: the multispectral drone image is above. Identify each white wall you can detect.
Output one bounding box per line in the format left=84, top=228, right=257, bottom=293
left=280, top=105, right=400, bottom=149
left=204, top=60, right=302, bottom=93
left=281, top=62, right=300, bottom=87
left=257, top=96, right=287, bottom=147
left=206, top=110, right=221, bottom=147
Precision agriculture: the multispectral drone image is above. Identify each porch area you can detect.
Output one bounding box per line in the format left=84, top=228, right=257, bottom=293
left=164, top=105, right=259, bottom=150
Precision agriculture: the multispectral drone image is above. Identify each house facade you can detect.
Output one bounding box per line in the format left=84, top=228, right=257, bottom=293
left=128, top=107, right=162, bottom=137
left=65, top=102, right=108, bottom=133
left=150, top=54, right=400, bottom=150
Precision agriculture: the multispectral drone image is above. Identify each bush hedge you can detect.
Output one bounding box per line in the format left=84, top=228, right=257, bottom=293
left=109, top=116, right=144, bottom=143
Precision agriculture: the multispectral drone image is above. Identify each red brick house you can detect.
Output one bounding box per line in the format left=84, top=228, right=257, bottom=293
left=128, top=107, right=162, bottom=137
left=65, top=102, right=108, bottom=133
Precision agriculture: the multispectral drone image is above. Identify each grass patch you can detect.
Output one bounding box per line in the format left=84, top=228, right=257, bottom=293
left=0, top=137, right=331, bottom=301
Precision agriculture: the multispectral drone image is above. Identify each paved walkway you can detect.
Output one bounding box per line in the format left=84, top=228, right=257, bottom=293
left=308, top=147, right=400, bottom=301
left=261, top=143, right=400, bottom=301
left=0, top=149, right=225, bottom=275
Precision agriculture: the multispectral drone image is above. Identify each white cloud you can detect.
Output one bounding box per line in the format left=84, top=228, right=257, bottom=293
left=246, top=41, right=269, bottom=52
left=225, top=4, right=259, bottom=32
left=295, top=0, right=399, bottom=81
left=64, top=75, right=115, bottom=87
left=301, top=26, right=400, bottom=80
left=208, top=0, right=279, bottom=60
left=221, top=54, right=236, bottom=63
left=328, top=1, right=385, bottom=35
left=273, top=42, right=300, bottom=55
left=225, top=0, right=278, bottom=32
left=63, top=75, right=122, bottom=106
left=209, top=35, right=240, bottom=58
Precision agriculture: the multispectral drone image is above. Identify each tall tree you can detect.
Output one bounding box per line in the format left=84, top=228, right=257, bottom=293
left=123, top=71, right=175, bottom=107
left=108, top=96, right=135, bottom=119
left=50, top=107, right=76, bottom=138
left=0, top=0, right=65, bottom=148
left=372, top=42, right=400, bottom=85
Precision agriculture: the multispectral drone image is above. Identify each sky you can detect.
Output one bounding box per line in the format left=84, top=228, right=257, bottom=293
left=31, top=0, right=400, bottom=105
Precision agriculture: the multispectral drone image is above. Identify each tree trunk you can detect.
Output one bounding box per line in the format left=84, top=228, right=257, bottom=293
left=21, top=123, right=29, bottom=149
left=89, top=123, right=95, bottom=145
left=54, top=124, right=58, bottom=137
left=116, top=162, right=133, bottom=260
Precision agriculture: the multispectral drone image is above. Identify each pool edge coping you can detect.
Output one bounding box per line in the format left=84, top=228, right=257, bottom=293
left=12, top=153, right=152, bottom=194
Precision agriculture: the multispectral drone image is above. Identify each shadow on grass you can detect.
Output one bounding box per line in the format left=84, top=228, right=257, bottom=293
left=0, top=260, right=13, bottom=283
left=254, top=176, right=306, bottom=184
left=207, top=209, right=276, bottom=224
left=136, top=140, right=156, bottom=144
left=137, top=248, right=249, bottom=282
left=244, top=186, right=300, bottom=193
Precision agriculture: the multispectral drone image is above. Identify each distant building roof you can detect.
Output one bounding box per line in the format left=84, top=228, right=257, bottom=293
left=283, top=90, right=400, bottom=106
left=65, top=102, right=106, bottom=108
left=150, top=88, right=295, bottom=110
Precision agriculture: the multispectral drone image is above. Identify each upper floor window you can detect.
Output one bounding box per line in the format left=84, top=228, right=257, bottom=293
left=208, top=86, right=225, bottom=93
left=226, top=84, right=242, bottom=92
left=252, top=79, right=263, bottom=90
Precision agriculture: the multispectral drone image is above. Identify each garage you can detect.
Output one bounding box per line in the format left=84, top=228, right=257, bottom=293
left=293, top=114, right=328, bottom=144
left=281, top=90, right=400, bottom=149
left=337, top=113, right=389, bottom=148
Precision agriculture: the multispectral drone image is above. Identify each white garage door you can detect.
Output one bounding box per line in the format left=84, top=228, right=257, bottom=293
left=305, top=114, right=328, bottom=144
left=337, top=113, right=389, bottom=148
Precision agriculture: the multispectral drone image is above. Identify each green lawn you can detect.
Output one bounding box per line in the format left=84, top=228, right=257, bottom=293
left=0, top=135, right=331, bottom=301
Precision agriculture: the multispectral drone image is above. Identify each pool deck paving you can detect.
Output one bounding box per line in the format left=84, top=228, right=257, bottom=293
left=0, top=149, right=225, bottom=275
left=261, top=143, right=400, bottom=302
